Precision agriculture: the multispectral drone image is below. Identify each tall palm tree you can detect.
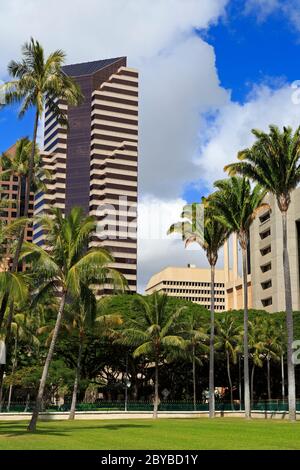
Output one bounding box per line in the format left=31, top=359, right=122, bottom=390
left=208, top=177, right=267, bottom=418
left=168, top=203, right=230, bottom=418
left=180, top=310, right=208, bottom=411
left=225, top=125, right=300, bottom=421
left=120, top=293, right=186, bottom=418
left=215, top=314, right=241, bottom=410
left=1, top=38, right=83, bottom=272
left=20, top=206, right=124, bottom=432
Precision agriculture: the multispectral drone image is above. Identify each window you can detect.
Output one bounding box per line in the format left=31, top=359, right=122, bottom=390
left=260, top=245, right=271, bottom=256
left=262, top=297, right=272, bottom=307
left=259, top=211, right=270, bottom=223
left=261, top=262, right=272, bottom=273
left=260, top=228, right=271, bottom=240
left=261, top=280, right=272, bottom=290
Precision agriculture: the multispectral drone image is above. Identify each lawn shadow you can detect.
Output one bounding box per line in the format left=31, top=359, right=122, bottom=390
left=0, top=421, right=151, bottom=438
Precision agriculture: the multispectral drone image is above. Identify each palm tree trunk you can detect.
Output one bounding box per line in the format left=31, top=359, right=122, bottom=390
left=27, top=291, right=66, bottom=432
left=69, top=334, right=83, bottom=420
left=267, top=355, right=271, bottom=401
left=238, top=354, right=242, bottom=411
left=226, top=350, right=234, bottom=411
left=242, top=246, right=251, bottom=418
left=153, top=359, right=159, bottom=419
left=192, top=343, right=196, bottom=411
left=282, top=211, right=296, bottom=421
left=281, top=353, right=285, bottom=402
left=7, top=335, right=18, bottom=412
left=251, top=364, right=255, bottom=408
left=209, top=264, right=215, bottom=418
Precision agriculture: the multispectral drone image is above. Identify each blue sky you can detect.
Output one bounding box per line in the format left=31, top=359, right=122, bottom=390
left=182, top=0, right=300, bottom=203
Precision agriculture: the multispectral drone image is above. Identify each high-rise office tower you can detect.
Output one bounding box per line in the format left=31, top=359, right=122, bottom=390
left=34, top=57, right=138, bottom=293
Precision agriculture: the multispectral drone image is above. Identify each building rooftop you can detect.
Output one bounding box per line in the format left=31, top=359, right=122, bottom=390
left=62, top=57, right=126, bottom=77
left=146, top=265, right=231, bottom=293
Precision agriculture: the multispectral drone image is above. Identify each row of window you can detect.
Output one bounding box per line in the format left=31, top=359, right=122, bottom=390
left=163, top=281, right=225, bottom=288
left=165, top=288, right=225, bottom=296
left=172, top=294, right=225, bottom=303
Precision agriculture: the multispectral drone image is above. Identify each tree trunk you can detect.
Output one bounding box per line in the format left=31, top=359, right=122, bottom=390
left=192, top=342, right=196, bottom=411
left=209, top=264, right=215, bottom=418
left=69, top=334, right=83, bottom=420
left=7, top=335, right=18, bottom=412
left=242, top=246, right=251, bottom=419
left=251, top=364, right=255, bottom=408
left=153, top=359, right=159, bottom=419
left=27, top=291, right=66, bottom=432
left=281, top=353, right=285, bottom=402
left=226, top=350, right=234, bottom=411
left=267, top=355, right=271, bottom=401
left=238, top=354, right=242, bottom=411
left=282, top=211, right=296, bottom=421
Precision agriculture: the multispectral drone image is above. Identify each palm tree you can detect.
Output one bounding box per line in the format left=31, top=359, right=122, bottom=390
left=225, top=125, right=300, bottom=421
left=20, top=206, right=124, bottom=432
left=215, top=314, right=241, bottom=410
left=1, top=38, right=82, bottom=272
left=180, top=309, right=208, bottom=411
left=1, top=137, right=49, bottom=218
left=248, top=318, right=264, bottom=406
left=260, top=317, right=281, bottom=401
left=6, top=312, right=39, bottom=411
left=120, top=293, right=186, bottom=418
left=67, top=289, right=123, bottom=420
left=168, top=203, right=230, bottom=418
left=208, top=177, right=267, bottom=418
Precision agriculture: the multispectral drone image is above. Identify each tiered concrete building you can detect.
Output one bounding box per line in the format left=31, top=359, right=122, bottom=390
left=146, top=264, right=230, bottom=311
left=250, top=189, right=300, bottom=312
left=34, top=57, right=138, bottom=293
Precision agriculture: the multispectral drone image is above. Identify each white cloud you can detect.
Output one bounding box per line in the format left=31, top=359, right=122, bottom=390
left=197, top=83, right=300, bottom=189
left=137, top=195, right=220, bottom=291
left=246, top=0, right=300, bottom=31
left=0, top=0, right=228, bottom=75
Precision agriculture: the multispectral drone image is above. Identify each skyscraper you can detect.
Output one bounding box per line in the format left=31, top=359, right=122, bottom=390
left=34, top=57, right=138, bottom=293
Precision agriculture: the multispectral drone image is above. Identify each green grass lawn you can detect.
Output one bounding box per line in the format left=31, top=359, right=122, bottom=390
left=0, top=418, right=300, bottom=450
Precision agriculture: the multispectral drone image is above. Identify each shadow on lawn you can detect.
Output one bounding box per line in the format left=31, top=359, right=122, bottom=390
left=0, top=422, right=151, bottom=438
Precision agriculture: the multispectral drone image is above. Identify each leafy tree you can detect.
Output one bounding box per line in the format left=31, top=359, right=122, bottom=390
left=119, top=292, right=186, bottom=418
left=225, top=125, right=300, bottom=420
